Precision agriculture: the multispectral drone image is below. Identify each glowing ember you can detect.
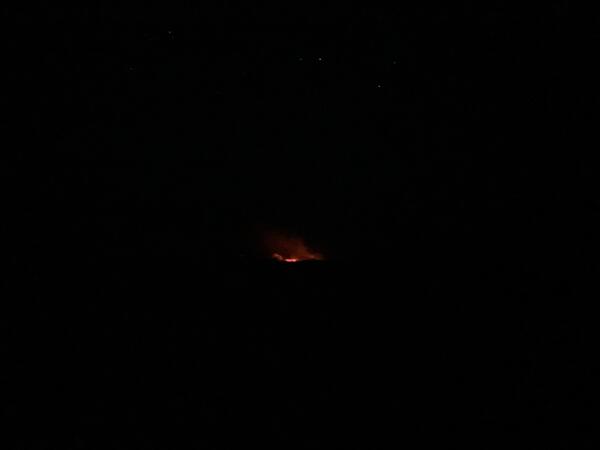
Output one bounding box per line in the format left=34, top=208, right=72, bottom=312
left=272, top=254, right=301, bottom=263
left=264, top=231, right=324, bottom=263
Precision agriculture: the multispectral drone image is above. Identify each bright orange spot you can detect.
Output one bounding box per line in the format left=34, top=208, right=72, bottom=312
left=264, top=231, right=324, bottom=263
left=272, top=254, right=302, bottom=263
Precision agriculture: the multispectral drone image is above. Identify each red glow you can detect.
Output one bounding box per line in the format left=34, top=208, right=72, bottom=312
left=272, top=254, right=301, bottom=263
left=264, top=231, right=324, bottom=263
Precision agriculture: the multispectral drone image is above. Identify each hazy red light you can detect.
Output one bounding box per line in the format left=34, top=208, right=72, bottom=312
left=264, top=232, right=324, bottom=263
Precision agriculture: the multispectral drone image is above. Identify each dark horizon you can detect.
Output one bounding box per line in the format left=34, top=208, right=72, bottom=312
left=5, top=4, right=596, bottom=449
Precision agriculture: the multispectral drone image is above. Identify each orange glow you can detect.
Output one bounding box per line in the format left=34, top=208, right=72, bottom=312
left=272, top=254, right=301, bottom=263
left=264, top=231, right=324, bottom=263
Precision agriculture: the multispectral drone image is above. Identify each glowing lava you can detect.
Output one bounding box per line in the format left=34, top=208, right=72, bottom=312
left=264, top=231, right=324, bottom=263
left=272, top=254, right=301, bottom=263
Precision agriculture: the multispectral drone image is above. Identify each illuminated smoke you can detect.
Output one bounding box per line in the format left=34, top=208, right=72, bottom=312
left=263, top=230, right=324, bottom=263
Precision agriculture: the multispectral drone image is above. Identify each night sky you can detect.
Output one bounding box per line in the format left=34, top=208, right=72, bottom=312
left=11, top=4, right=585, bottom=264
left=5, top=4, right=596, bottom=449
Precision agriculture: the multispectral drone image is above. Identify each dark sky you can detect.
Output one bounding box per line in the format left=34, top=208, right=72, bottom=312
left=9, top=3, right=586, bottom=266
left=4, top=6, right=597, bottom=449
